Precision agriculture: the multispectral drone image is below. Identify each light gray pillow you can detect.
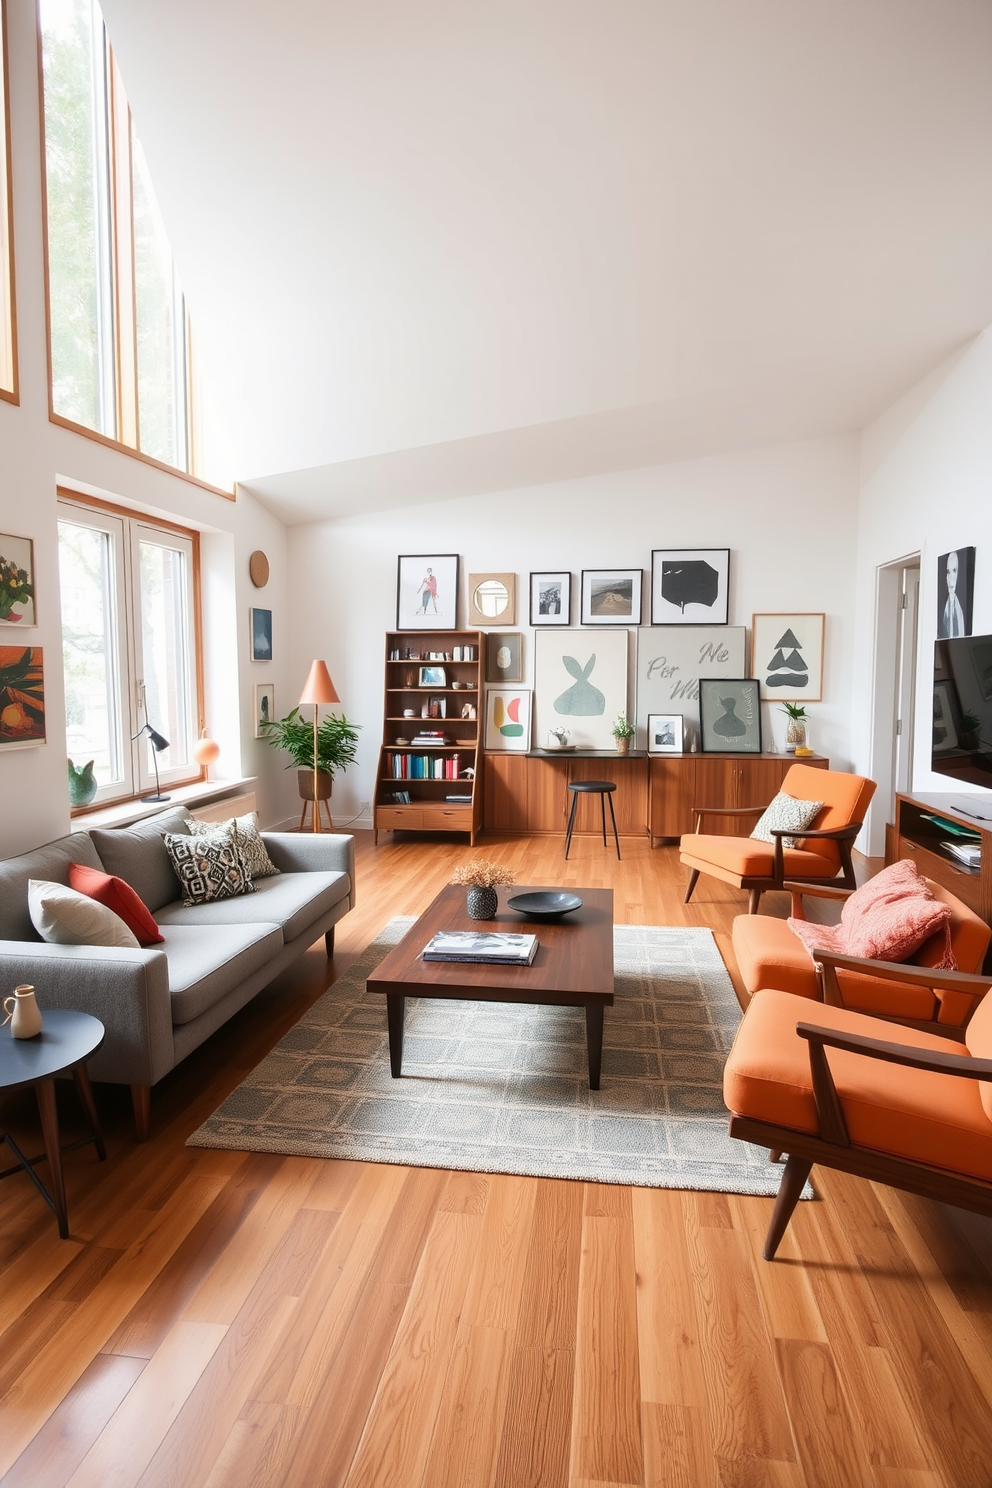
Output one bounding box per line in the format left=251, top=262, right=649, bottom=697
left=184, top=810, right=279, bottom=879
left=90, top=808, right=193, bottom=913
left=28, top=878, right=140, bottom=948
left=163, top=829, right=256, bottom=906
left=750, top=792, right=823, bottom=850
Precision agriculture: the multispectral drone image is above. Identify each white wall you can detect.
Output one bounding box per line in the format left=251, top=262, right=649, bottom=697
left=0, top=1, right=296, bottom=855
left=852, top=329, right=992, bottom=850
left=287, top=434, right=861, bottom=826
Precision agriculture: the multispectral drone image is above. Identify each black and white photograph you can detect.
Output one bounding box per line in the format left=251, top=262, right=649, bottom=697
left=698, top=677, right=762, bottom=753
left=651, top=548, right=730, bottom=625
left=250, top=607, right=272, bottom=661
left=647, top=713, right=684, bottom=754
left=936, top=546, right=975, bottom=639
left=530, top=571, right=571, bottom=625
left=580, top=568, right=642, bottom=626
left=396, top=553, right=460, bottom=631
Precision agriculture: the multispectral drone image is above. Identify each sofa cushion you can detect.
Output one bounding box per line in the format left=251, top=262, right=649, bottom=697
left=68, top=863, right=164, bottom=945
left=161, top=922, right=284, bottom=1024
left=90, top=808, right=193, bottom=913
left=164, top=829, right=255, bottom=906
left=0, top=833, right=106, bottom=941
left=679, top=835, right=840, bottom=881
left=750, top=792, right=823, bottom=849
left=788, top=860, right=954, bottom=968
left=155, top=870, right=349, bottom=942
left=28, top=878, right=140, bottom=949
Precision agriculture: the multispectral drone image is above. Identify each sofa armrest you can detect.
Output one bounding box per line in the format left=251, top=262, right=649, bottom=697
left=261, top=833, right=356, bottom=907
left=0, top=940, right=175, bottom=1087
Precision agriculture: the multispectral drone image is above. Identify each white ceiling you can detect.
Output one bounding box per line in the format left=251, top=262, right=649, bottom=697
left=99, top=0, right=992, bottom=520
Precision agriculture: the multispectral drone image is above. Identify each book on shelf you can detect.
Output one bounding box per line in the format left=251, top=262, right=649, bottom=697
left=445, top=793, right=472, bottom=803
left=422, top=930, right=538, bottom=965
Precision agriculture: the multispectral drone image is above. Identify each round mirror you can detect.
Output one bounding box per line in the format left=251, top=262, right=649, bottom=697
left=474, top=579, right=509, bottom=618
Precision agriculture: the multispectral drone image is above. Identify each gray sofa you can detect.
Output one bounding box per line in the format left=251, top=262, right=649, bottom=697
left=0, top=807, right=355, bottom=1137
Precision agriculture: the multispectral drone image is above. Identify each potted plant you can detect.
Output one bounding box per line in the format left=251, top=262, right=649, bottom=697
left=611, top=714, right=635, bottom=755
left=260, top=706, right=361, bottom=803
left=451, top=859, right=515, bottom=920
left=780, top=702, right=808, bottom=753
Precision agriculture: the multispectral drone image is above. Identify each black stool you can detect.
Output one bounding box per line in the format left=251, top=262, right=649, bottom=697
left=564, top=780, right=620, bottom=860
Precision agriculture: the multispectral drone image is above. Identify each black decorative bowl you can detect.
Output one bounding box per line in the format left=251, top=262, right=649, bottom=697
left=506, top=891, right=583, bottom=919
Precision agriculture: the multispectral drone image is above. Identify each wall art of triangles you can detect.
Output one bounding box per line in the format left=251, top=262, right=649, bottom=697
left=751, top=613, right=824, bottom=701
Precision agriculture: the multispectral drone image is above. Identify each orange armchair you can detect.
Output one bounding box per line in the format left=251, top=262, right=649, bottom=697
left=680, top=764, right=876, bottom=914
left=724, top=970, right=992, bottom=1260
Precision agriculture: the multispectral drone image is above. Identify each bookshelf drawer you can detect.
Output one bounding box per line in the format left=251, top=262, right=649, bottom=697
left=377, top=806, right=424, bottom=829
left=422, top=805, right=472, bottom=828
left=898, top=838, right=985, bottom=916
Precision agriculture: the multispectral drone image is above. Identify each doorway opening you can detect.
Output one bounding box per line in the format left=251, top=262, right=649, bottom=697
left=868, top=555, right=920, bottom=856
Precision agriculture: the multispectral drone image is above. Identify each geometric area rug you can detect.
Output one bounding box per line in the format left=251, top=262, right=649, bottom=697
left=187, top=918, right=794, bottom=1197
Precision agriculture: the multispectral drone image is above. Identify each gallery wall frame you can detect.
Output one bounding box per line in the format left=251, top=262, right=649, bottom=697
left=250, top=607, right=272, bottom=662
left=647, top=713, right=684, bottom=755
left=485, top=688, right=531, bottom=751
left=530, top=571, right=571, bottom=626
left=936, top=546, right=975, bottom=639
left=468, top=572, right=515, bottom=626
left=580, top=568, right=642, bottom=626
left=634, top=625, right=746, bottom=743
left=396, top=553, right=459, bottom=631
left=751, top=613, right=824, bottom=701
left=651, top=548, right=729, bottom=625
left=0, top=645, right=45, bottom=747
left=485, top=631, right=523, bottom=683
left=0, top=533, right=35, bottom=626
left=699, top=677, right=762, bottom=754
left=253, top=683, right=274, bottom=738
left=534, top=628, right=628, bottom=751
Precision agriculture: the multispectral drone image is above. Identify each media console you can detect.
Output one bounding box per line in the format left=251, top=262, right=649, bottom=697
left=889, top=792, right=992, bottom=929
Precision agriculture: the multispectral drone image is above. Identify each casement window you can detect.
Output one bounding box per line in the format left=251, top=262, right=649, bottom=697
left=0, top=0, right=16, bottom=401
left=57, top=495, right=201, bottom=807
left=39, top=0, right=196, bottom=477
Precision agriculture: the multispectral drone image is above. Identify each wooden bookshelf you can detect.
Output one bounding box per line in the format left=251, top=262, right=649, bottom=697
left=374, top=630, right=484, bottom=844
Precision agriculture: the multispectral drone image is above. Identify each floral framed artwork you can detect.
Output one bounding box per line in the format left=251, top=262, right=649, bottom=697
left=485, top=632, right=523, bottom=683
left=485, top=688, right=531, bottom=751
left=0, top=534, right=36, bottom=626
left=647, top=713, right=684, bottom=754
left=751, top=613, right=824, bottom=701
left=530, top=571, right=571, bottom=626
left=698, top=677, right=762, bottom=754
left=253, top=683, right=275, bottom=738
left=396, top=554, right=460, bottom=631
left=580, top=568, right=642, bottom=625
left=651, top=548, right=730, bottom=625
left=0, top=646, right=46, bottom=747
left=250, top=608, right=272, bottom=661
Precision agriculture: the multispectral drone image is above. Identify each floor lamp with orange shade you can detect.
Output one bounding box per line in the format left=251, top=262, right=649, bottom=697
left=299, top=659, right=340, bottom=833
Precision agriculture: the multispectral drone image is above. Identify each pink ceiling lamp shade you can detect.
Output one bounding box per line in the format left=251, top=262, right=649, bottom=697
left=299, top=660, right=340, bottom=832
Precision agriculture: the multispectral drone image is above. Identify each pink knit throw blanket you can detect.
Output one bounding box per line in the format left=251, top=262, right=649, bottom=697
left=788, top=858, right=956, bottom=969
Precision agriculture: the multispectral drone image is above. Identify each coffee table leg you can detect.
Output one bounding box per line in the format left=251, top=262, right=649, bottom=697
left=72, top=1062, right=107, bottom=1162
left=35, top=1078, right=69, bottom=1239
left=386, top=994, right=406, bottom=1077
left=585, top=1002, right=604, bottom=1090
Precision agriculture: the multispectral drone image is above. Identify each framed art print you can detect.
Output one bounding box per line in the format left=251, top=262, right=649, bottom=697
left=534, top=629, right=628, bottom=750
left=418, top=665, right=447, bottom=687
left=936, top=546, right=975, bottom=639
left=0, top=646, right=46, bottom=747
left=0, top=534, right=36, bottom=626
left=485, top=631, right=523, bottom=683
left=651, top=548, right=729, bottom=625
left=253, top=683, right=275, bottom=737
left=698, top=678, right=762, bottom=754
left=396, top=554, right=459, bottom=631
left=485, top=688, right=531, bottom=751
left=751, top=613, right=824, bottom=701
left=530, top=571, right=570, bottom=626
left=634, top=625, right=746, bottom=739
left=468, top=572, right=515, bottom=626
left=647, top=713, right=683, bottom=754
left=250, top=608, right=272, bottom=661
left=580, top=568, right=642, bottom=626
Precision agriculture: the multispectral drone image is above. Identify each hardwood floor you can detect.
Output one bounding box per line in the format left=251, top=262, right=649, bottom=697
left=2, top=830, right=992, bottom=1487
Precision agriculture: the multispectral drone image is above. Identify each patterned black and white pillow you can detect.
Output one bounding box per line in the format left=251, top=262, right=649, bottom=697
left=183, top=811, right=279, bottom=879
left=750, top=792, right=823, bottom=850
left=164, top=829, right=256, bottom=905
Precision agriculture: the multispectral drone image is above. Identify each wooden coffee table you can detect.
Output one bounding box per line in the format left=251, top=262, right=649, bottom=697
left=367, top=884, right=614, bottom=1088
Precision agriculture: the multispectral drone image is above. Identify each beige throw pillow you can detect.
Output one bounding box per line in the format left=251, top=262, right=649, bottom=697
left=28, top=878, right=141, bottom=948
left=184, top=810, right=279, bottom=879
left=749, top=792, right=823, bottom=850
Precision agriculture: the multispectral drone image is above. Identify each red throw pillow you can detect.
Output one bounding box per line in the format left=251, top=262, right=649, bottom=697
left=68, top=863, right=164, bottom=945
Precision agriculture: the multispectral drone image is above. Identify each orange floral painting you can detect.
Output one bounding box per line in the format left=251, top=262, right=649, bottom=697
left=0, top=647, right=46, bottom=747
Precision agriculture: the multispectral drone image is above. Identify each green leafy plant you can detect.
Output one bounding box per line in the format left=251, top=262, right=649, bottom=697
left=779, top=702, right=808, bottom=721
left=611, top=713, right=635, bottom=739
left=260, top=707, right=360, bottom=778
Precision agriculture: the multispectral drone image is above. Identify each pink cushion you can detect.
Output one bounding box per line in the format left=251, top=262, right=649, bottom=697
left=788, top=859, right=955, bottom=968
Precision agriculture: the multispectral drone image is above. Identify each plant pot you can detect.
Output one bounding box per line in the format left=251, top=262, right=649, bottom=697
left=466, top=886, right=499, bottom=920
left=785, top=721, right=807, bottom=753
left=615, top=735, right=631, bottom=754
left=298, top=768, right=333, bottom=801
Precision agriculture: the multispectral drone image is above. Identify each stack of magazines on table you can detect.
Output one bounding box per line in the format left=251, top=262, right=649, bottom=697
left=422, top=930, right=538, bottom=965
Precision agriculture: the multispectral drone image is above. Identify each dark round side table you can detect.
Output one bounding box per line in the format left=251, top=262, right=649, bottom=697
left=0, top=1009, right=106, bottom=1238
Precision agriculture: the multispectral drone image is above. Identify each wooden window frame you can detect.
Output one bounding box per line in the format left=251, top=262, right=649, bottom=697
left=0, top=0, right=18, bottom=404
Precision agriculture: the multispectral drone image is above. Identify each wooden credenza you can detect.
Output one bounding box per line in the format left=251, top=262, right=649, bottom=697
left=483, top=751, right=828, bottom=843
left=888, top=793, right=992, bottom=927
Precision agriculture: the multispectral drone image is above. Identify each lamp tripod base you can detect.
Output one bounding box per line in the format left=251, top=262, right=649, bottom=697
left=140, top=793, right=171, bottom=803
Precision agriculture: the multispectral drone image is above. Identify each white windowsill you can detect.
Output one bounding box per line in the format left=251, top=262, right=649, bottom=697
left=70, top=777, right=258, bottom=833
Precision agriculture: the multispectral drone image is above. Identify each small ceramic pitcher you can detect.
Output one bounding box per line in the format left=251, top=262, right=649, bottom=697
left=3, top=985, right=43, bottom=1039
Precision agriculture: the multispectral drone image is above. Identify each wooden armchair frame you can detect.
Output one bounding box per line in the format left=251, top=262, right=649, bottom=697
left=684, top=808, right=864, bottom=914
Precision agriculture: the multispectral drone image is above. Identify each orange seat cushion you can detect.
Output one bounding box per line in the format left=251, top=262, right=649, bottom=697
left=964, top=991, right=992, bottom=1124
left=724, top=989, right=992, bottom=1182
left=680, top=835, right=839, bottom=882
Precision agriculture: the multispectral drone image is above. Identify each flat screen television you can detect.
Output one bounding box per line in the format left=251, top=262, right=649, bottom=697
left=932, top=635, right=992, bottom=808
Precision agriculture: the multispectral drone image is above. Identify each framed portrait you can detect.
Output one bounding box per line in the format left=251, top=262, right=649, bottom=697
left=485, top=631, right=523, bottom=683
left=250, top=607, right=272, bottom=661
left=418, top=665, right=446, bottom=686
left=485, top=688, right=531, bottom=751
left=651, top=548, right=730, bottom=625
left=0, top=646, right=46, bottom=748
left=0, top=534, right=36, bottom=627
left=698, top=678, right=762, bottom=754
left=396, top=554, right=459, bottom=631
left=937, top=546, right=975, bottom=639
left=751, top=613, right=824, bottom=702
left=468, top=572, right=515, bottom=626
left=534, top=629, right=628, bottom=750
left=634, top=625, right=746, bottom=741
left=253, top=683, right=275, bottom=738
left=580, top=568, right=642, bottom=626
left=530, top=571, right=570, bottom=626
left=647, top=713, right=684, bottom=754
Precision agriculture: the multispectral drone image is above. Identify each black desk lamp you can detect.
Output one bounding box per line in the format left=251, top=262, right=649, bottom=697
left=133, top=721, right=170, bottom=802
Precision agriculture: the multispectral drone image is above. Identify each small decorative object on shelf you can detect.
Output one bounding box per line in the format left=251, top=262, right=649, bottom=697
left=193, top=728, right=221, bottom=769
left=780, top=702, right=808, bottom=753
left=611, top=714, right=635, bottom=754
left=67, top=757, right=97, bottom=807
left=451, top=859, right=515, bottom=920
left=3, top=984, right=43, bottom=1039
